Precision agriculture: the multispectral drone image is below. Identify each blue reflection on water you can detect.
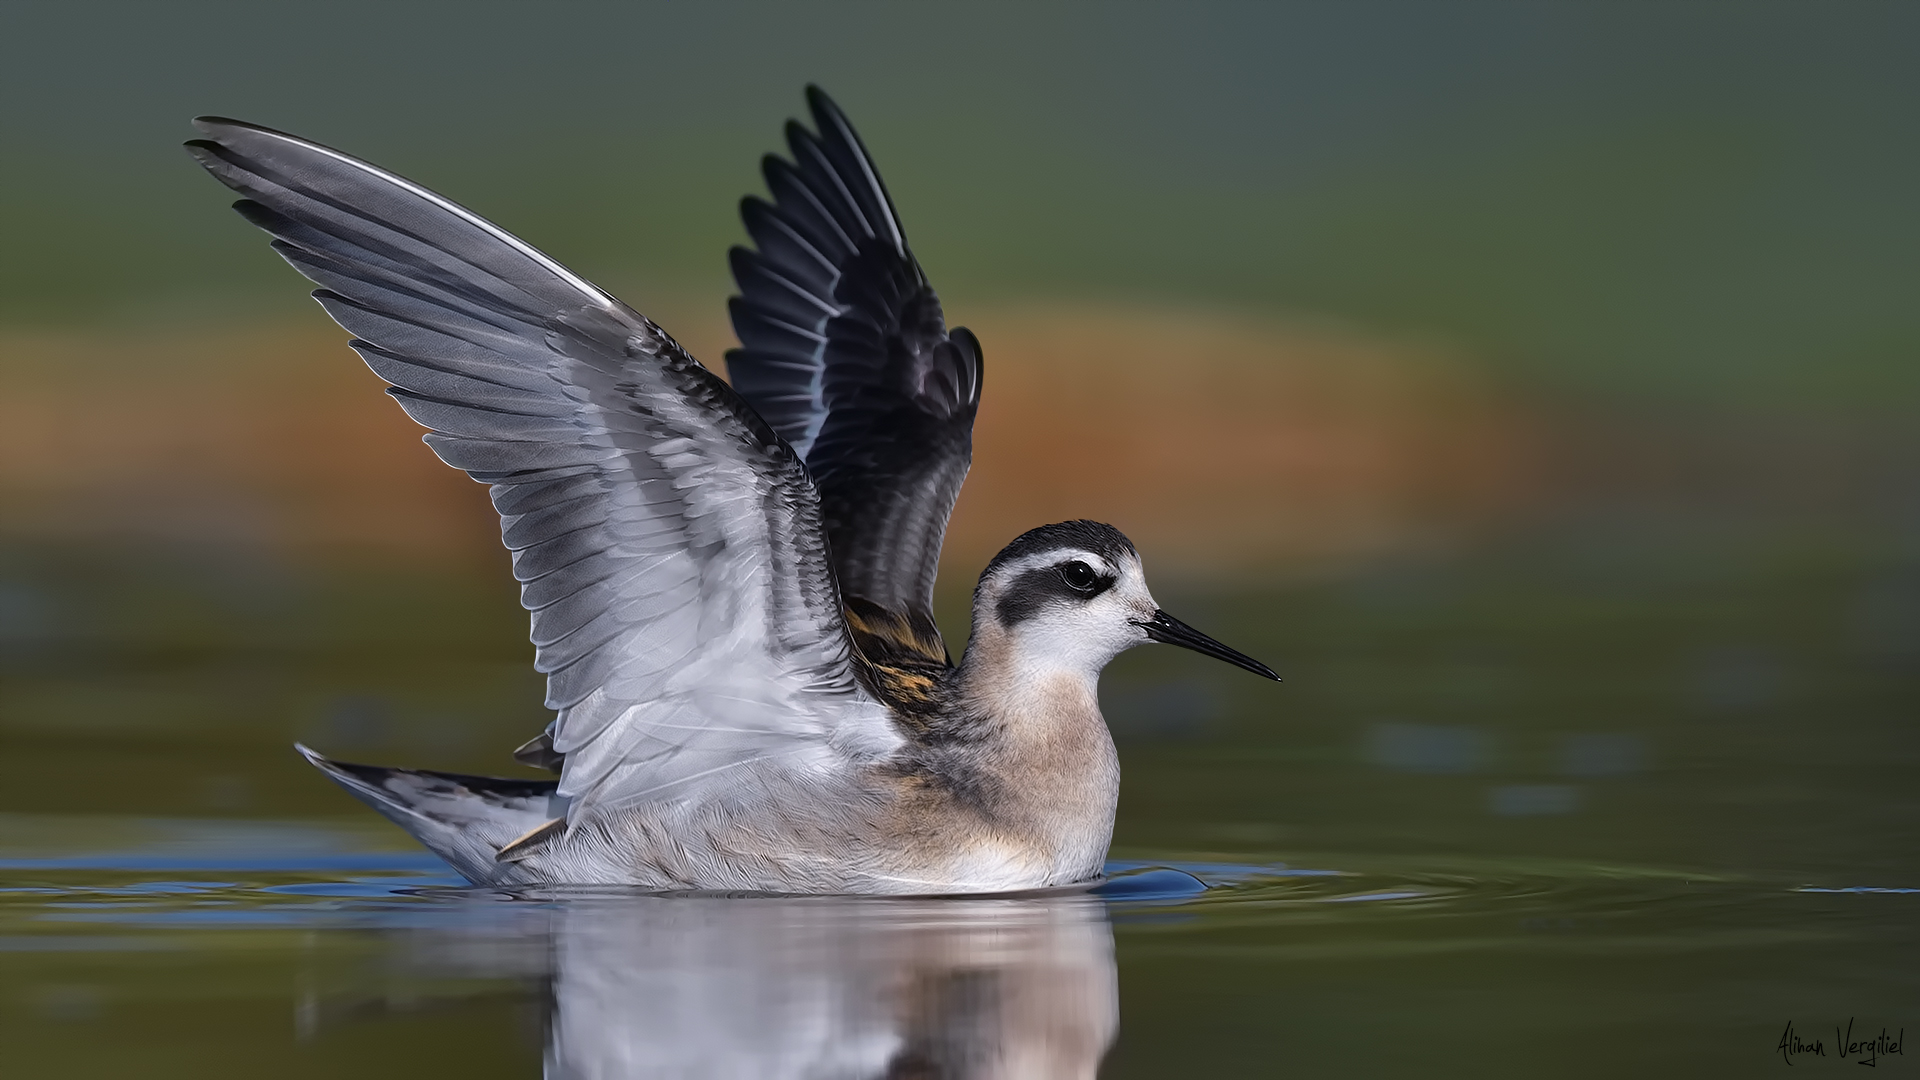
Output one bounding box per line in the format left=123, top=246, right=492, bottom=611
left=1795, top=886, right=1920, bottom=894
left=1368, top=721, right=1492, bottom=774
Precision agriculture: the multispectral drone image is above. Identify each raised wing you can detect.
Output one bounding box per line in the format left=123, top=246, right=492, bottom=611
left=727, top=87, right=981, bottom=669
left=186, top=119, right=900, bottom=820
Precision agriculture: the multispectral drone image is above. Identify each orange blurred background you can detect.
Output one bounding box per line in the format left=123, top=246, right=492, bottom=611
left=0, top=308, right=1536, bottom=588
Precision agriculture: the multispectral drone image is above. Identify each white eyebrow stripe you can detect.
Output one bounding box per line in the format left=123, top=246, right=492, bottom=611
left=993, top=549, right=1116, bottom=578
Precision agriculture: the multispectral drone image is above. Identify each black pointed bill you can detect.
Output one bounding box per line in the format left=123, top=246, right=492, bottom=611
left=1133, top=610, right=1280, bottom=681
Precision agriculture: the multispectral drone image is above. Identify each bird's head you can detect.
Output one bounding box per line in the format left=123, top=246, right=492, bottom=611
left=966, top=520, right=1279, bottom=685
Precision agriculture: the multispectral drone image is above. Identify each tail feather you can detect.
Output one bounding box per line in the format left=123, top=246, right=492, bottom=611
left=296, top=744, right=563, bottom=884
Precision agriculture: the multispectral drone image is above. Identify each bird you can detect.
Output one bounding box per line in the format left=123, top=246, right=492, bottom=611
left=185, top=87, right=1279, bottom=894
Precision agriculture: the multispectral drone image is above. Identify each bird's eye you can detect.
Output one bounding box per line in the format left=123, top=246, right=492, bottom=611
left=1060, top=561, right=1099, bottom=592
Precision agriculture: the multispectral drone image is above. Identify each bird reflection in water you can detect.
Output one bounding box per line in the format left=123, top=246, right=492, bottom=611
left=359, top=891, right=1116, bottom=1079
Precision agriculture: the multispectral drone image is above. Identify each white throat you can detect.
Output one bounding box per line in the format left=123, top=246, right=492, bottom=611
left=960, top=547, right=1158, bottom=698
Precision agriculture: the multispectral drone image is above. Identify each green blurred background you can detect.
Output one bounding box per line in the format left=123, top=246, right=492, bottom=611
left=4, top=0, right=1917, bottom=403
left=1, top=3, right=1917, bottom=1074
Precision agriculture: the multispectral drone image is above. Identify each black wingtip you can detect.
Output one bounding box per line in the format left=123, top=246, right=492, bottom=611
left=186, top=117, right=361, bottom=166
left=189, top=115, right=266, bottom=142
left=191, top=115, right=290, bottom=138
left=185, top=119, right=280, bottom=167
left=726, top=245, right=760, bottom=283
left=804, top=86, right=860, bottom=137
left=758, top=153, right=787, bottom=190
left=784, top=118, right=815, bottom=152
left=804, top=86, right=855, bottom=148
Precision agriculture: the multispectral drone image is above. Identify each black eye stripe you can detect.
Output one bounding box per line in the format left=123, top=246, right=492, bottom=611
left=994, top=561, right=1116, bottom=626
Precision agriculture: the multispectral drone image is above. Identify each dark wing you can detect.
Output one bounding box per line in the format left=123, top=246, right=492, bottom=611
left=726, top=87, right=981, bottom=669
left=187, top=119, right=902, bottom=820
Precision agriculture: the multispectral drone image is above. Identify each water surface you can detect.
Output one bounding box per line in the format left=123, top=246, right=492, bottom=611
left=2, top=535, right=1916, bottom=1075
left=1, top=818, right=1912, bottom=1076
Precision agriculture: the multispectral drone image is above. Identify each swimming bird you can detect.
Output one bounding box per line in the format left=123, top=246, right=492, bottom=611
left=186, top=87, right=1278, bottom=894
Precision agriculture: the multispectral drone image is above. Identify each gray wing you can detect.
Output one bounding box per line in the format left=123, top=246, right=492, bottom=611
left=727, top=87, right=981, bottom=662
left=187, top=118, right=901, bottom=819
